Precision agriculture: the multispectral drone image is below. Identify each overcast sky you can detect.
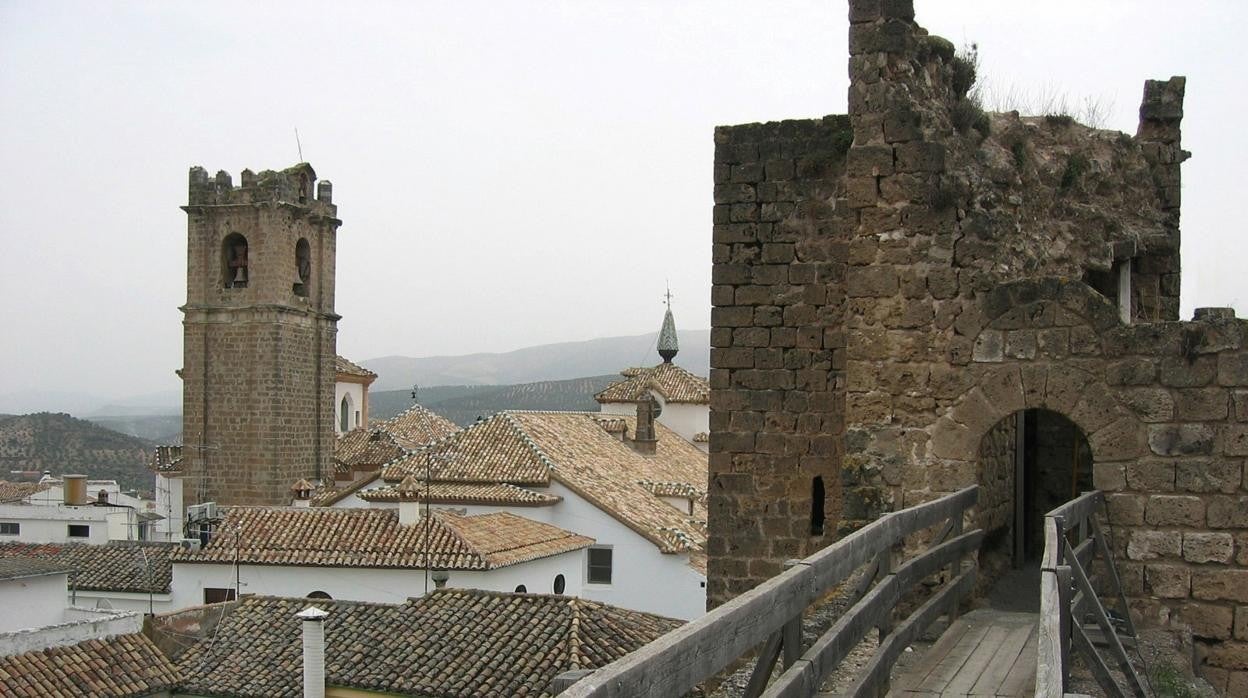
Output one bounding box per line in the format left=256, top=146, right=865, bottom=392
left=1, top=1, right=1245, bottom=404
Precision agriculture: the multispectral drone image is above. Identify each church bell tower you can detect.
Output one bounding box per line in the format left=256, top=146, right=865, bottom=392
left=180, top=163, right=339, bottom=506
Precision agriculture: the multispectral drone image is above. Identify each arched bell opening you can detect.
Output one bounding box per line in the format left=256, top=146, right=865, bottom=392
left=977, top=408, right=1093, bottom=609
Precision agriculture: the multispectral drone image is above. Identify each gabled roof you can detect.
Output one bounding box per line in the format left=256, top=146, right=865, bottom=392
left=383, top=411, right=708, bottom=559
left=359, top=480, right=561, bottom=507
left=148, top=445, right=183, bottom=474
left=0, top=633, right=181, bottom=697
left=334, top=428, right=405, bottom=470
left=0, top=542, right=173, bottom=593
left=171, top=507, right=591, bottom=570
left=175, top=590, right=682, bottom=698
left=594, top=362, right=710, bottom=404
left=334, top=354, right=376, bottom=380
left=382, top=412, right=552, bottom=485
left=375, top=402, right=460, bottom=449
left=0, top=557, right=74, bottom=581
left=0, top=480, right=53, bottom=503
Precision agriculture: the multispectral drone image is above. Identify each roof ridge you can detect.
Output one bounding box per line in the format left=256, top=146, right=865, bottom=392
left=499, top=412, right=558, bottom=474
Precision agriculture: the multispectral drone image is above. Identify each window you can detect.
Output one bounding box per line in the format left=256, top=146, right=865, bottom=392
left=222, top=233, right=249, bottom=288
left=340, top=395, right=351, bottom=433
left=514, top=584, right=527, bottom=593
left=587, top=547, right=613, bottom=585
left=810, top=476, right=826, bottom=536
left=204, top=588, right=237, bottom=604
left=553, top=574, right=566, bottom=595
left=67, top=524, right=89, bottom=538
left=306, top=590, right=332, bottom=599
left=0, top=522, right=18, bottom=535
left=293, top=238, right=311, bottom=296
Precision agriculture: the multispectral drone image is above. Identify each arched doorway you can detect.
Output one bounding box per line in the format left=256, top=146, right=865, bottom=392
left=977, top=409, right=1093, bottom=605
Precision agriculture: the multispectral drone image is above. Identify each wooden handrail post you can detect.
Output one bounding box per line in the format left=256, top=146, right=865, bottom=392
left=1057, top=565, right=1072, bottom=692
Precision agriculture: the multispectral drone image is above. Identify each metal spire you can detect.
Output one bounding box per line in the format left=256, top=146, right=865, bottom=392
left=658, top=285, right=679, bottom=363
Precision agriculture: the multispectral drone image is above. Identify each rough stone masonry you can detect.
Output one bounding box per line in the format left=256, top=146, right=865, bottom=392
left=709, top=0, right=1248, bottom=691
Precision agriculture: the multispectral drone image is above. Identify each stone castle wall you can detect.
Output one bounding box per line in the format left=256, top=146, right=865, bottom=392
left=181, top=164, right=339, bottom=507
left=709, top=0, right=1248, bottom=690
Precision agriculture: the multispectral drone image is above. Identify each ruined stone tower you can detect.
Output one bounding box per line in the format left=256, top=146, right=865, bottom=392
left=180, top=163, right=340, bottom=506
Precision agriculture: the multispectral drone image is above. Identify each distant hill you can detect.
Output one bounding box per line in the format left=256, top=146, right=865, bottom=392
left=363, top=329, right=709, bottom=391
left=0, top=413, right=155, bottom=493
left=370, top=375, right=620, bottom=426
left=87, top=414, right=182, bottom=445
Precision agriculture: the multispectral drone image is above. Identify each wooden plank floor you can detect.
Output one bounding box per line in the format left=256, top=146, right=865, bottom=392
left=889, top=609, right=1038, bottom=697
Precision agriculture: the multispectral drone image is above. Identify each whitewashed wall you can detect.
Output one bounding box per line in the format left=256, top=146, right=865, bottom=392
left=598, top=395, right=708, bottom=444
left=0, top=504, right=112, bottom=544
left=0, top=572, right=69, bottom=632
left=334, top=381, right=366, bottom=435
left=153, top=475, right=185, bottom=542
left=171, top=548, right=585, bottom=608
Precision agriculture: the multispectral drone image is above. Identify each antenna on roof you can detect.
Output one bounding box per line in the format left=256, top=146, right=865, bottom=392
left=294, top=127, right=304, bottom=162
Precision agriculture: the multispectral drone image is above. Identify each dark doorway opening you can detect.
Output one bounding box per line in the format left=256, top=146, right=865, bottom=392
left=977, top=409, right=1092, bottom=609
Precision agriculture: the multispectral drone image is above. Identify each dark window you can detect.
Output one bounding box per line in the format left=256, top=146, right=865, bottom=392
left=306, top=590, right=332, bottom=599
left=340, top=396, right=351, bottom=433
left=553, top=574, right=566, bottom=595
left=587, top=547, right=613, bottom=584
left=67, top=524, right=89, bottom=538
left=514, top=584, right=527, bottom=593
left=0, top=522, right=18, bottom=535
left=204, top=588, right=237, bottom=604
left=293, top=238, right=311, bottom=296
left=810, top=476, right=825, bottom=536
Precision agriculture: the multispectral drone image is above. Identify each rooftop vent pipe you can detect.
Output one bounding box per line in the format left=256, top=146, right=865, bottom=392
left=296, top=605, right=329, bottom=698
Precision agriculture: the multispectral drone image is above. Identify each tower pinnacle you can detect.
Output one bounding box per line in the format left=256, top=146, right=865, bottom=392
left=658, top=287, right=679, bottom=363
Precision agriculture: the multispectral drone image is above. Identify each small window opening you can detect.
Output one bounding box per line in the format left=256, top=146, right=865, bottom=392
left=810, top=476, right=825, bottom=536
left=355, top=410, right=361, bottom=428
left=298, top=174, right=309, bottom=204
left=293, top=238, right=311, bottom=296
left=340, top=396, right=351, bottom=433
left=306, top=590, right=332, bottom=599
left=0, top=522, right=19, bottom=535
left=223, top=233, right=249, bottom=288
left=97, top=489, right=108, bottom=504
left=514, top=584, right=527, bottom=593
left=68, top=524, right=90, bottom=538
left=204, top=587, right=237, bottom=604
left=587, top=547, right=613, bottom=585
left=553, top=574, right=566, bottom=595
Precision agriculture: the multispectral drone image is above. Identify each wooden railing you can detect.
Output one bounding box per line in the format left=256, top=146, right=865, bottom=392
left=1037, top=490, right=1146, bottom=698
left=556, top=486, right=981, bottom=698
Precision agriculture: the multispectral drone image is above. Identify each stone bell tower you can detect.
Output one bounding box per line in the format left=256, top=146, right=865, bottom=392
left=180, top=163, right=339, bottom=506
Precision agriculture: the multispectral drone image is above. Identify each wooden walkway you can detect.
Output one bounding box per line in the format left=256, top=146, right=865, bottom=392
left=887, top=608, right=1038, bottom=697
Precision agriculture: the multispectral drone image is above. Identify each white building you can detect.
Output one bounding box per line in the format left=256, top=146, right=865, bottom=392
left=0, top=475, right=160, bottom=545
left=169, top=505, right=593, bottom=607
left=344, top=407, right=710, bottom=620
left=334, top=354, right=377, bottom=435
left=0, top=540, right=176, bottom=615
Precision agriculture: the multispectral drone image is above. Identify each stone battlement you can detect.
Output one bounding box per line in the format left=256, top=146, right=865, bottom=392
left=187, top=162, right=334, bottom=214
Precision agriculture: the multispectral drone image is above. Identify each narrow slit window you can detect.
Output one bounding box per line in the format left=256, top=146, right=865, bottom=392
left=810, top=476, right=825, bottom=536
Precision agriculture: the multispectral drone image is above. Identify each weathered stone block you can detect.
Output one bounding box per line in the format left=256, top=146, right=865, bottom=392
left=1237, top=607, right=1248, bottom=641
left=1160, top=355, right=1217, bottom=387
left=1119, top=388, right=1175, bottom=423
left=1220, top=352, right=1248, bottom=386
left=1145, top=495, right=1204, bottom=527
left=1174, top=388, right=1230, bottom=421
left=894, top=141, right=945, bottom=173
left=1089, top=417, right=1148, bottom=463
left=978, top=366, right=1024, bottom=415
left=1178, top=602, right=1234, bottom=640
left=1107, top=358, right=1157, bottom=385
left=1147, top=564, right=1191, bottom=598
left=1069, top=325, right=1101, bottom=355
left=1092, top=463, right=1126, bottom=491
left=1004, top=330, right=1037, bottom=360
left=1184, top=532, right=1234, bottom=564
left=1127, top=530, right=1181, bottom=560
left=1223, top=424, right=1248, bottom=457
left=1176, top=459, right=1242, bottom=494
left=972, top=330, right=1004, bottom=363
left=1107, top=494, right=1146, bottom=526
left=1149, top=423, right=1216, bottom=456
left=846, top=265, right=898, bottom=297
left=846, top=145, right=895, bottom=177
left=1126, top=460, right=1175, bottom=491
left=1208, top=496, right=1248, bottom=529
left=1203, top=640, right=1248, bottom=670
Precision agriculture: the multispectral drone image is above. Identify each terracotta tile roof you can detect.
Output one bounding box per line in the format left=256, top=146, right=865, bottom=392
left=594, top=362, right=710, bottom=404
left=374, top=402, right=460, bottom=449
left=0, top=480, right=52, bottom=503
left=382, top=412, right=552, bottom=484
left=0, top=633, right=181, bottom=697
left=0, top=556, right=74, bottom=581
left=176, top=590, right=682, bottom=697
left=383, top=411, right=708, bottom=558
left=509, top=412, right=708, bottom=556
left=334, top=354, right=376, bottom=379
left=358, top=480, right=561, bottom=506
left=171, top=507, right=591, bottom=570
left=334, top=428, right=406, bottom=470
left=149, top=445, right=183, bottom=474
left=309, top=470, right=380, bottom=507
left=640, top=480, right=706, bottom=501
left=0, top=542, right=173, bottom=593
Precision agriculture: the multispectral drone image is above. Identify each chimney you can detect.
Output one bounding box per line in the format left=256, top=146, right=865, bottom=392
left=291, top=479, right=314, bottom=508
left=62, top=474, right=87, bottom=506
left=632, top=396, right=658, bottom=455
left=397, top=475, right=424, bottom=526
left=296, top=606, right=329, bottom=698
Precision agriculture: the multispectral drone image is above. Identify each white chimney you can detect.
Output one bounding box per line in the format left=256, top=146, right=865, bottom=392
left=397, top=475, right=424, bottom=526
left=296, top=605, right=329, bottom=698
